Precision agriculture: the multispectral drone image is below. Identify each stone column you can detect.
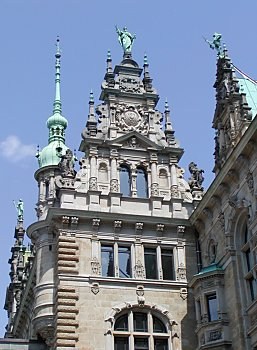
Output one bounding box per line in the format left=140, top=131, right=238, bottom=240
left=110, top=153, right=118, bottom=192
left=89, top=155, right=97, bottom=191
left=170, top=161, right=179, bottom=198
left=150, top=161, right=159, bottom=196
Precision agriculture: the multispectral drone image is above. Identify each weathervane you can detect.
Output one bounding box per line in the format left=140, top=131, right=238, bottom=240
left=115, top=25, right=136, bottom=53
left=204, top=32, right=225, bottom=58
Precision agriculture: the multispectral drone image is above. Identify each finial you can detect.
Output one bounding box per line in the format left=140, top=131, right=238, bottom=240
left=53, top=36, right=62, bottom=115
left=56, top=35, right=61, bottom=58
left=107, top=50, right=112, bottom=61
left=115, top=25, right=136, bottom=54
left=144, top=53, right=148, bottom=65
left=165, top=98, right=169, bottom=112
left=89, top=90, right=94, bottom=104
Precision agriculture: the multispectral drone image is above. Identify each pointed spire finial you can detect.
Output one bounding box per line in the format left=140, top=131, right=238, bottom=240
left=53, top=36, right=62, bottom=114
left=107, top=49, right=112, bottom=61
left=144, top=53, right=148, bottom=66
left=165, top=98, right=169, bottom=112
left=89, top=90, right=94, bottom=104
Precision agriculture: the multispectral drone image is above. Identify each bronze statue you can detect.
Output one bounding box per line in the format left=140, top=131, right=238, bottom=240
left=115, top=25, right=136, bottom=53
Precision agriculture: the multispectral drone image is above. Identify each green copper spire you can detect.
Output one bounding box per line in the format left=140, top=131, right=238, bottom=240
left=37, top=37, right=68, bottom=168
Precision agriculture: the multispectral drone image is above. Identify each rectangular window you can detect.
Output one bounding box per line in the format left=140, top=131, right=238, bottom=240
left=154, top=339, right=168, bottom=350
left=114, top=337, right=129, bottom=350
left=101, top=245, right=114, bottom=277
left=161, top=249, right=174, bottom=280
left=207, top=294, right=218, bottom=321
left=144, top=248, right=157, bottom=279
left=134, top=338, right=149, bottom=350
left=134, top=313, right=148, bottom=332
left=118, top=246, right=131, bottom=278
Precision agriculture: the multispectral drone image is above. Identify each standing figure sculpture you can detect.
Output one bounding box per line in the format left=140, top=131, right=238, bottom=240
left=115, top=25, right=136, bottom=53
left=188, top=162, right=204, bottom=189
left=58, top=149, right=76, bottom=177
left=13, top=199, right=24, bottom=222
left=205, top=32, right=224, bottom=58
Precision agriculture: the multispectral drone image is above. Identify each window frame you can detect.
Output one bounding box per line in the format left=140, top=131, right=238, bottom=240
left=101, top=241, right=133, bottom=279
left=113, top=310, right=170, bottom=350
left=144, top=245, right=175, bottom=281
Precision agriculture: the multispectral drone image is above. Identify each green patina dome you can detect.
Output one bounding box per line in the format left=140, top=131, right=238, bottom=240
left=37, top=141, right=68, bottom=168
left=47, top=113, right=68, bottom=129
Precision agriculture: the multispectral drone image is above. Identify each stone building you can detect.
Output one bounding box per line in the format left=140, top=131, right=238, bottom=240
left=1, top=31, right=257, bottom=350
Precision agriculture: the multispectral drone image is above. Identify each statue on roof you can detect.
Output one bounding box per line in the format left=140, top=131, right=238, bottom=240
left=58, top=149, right=76, bottom=178
left=13, top=199, right=24, bottom=222
left=205, top=32, right=224, bottom=58
left=115, top=25, right=136, bottom=53
left=188, top=162, right=204, bottom=189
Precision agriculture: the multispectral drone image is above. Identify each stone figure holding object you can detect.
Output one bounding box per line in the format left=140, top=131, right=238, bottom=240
left=13, top=199, right=24, bottom=221
left=188, top=162, right=204, bottom=189
left=115, top=25, right=136, bottom=53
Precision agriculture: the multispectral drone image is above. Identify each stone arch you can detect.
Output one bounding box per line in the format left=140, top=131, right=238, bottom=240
left=159, top=168, right=169, bottom=188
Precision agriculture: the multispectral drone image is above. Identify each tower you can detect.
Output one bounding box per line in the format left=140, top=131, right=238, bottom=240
left=2, top=29, right=204, bottom=350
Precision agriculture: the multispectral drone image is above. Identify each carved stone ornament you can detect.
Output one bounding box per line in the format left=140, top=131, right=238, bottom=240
left=92, top=218, right=101, bottom=229
left=135, top=222, right=144, bottom=231
left=89, top=177, right=98, bottom=191
left=119, top=76, right=141, bottom=93
left=134, top=260, right=145, bottom=279
left=136, top=285, right=145, bottom=296
left=127, top=136, right=139, bottom=148
left=218, top=212, right=225, bottom=231
left=170, top=185, right=179, bottom=198
left=180, top=287, right=188, bottom=300
left=71, top=216, right=79, bottom=226
left=208, top=329, right=222, bottom=342
left=91, top=257, right=101, bottom=275
left=110, top=179, right=119, bottom=192
left=91, top=282, right=100, bottom=295
left=177, top=225, right=185, bottom=234
left=62, top=216, right=70, bottom=225
left=114, top=220, right=122, bottom=229
left=246, top=171, right=254, bottom=194
left=151, top=183, right=159, bottom=196
left=58, top=149, right=76, bottom=178
left=137, top=295, right=145, bottom=307
left=177, top=267, right=186, bottom=281
left=115, top=104, right=148, bottom=134
left=156, top=224, right=165, bottom=232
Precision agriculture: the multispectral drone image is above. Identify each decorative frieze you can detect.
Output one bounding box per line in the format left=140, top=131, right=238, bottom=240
left=134, top=260, right=145, bottom=279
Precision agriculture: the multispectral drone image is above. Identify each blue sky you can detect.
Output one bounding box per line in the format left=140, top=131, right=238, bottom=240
left=1, top=0, right=257, bottom=336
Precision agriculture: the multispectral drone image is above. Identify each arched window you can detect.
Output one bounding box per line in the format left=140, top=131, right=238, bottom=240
left=98, top=162, right=108, bottom=182
left=114, top=311, right=169, bottom=350
left=136, top=167, right=148, bottom=198
left=120, top=165, right=131, bottom=197
left=241, top=222, right=256, bottom=302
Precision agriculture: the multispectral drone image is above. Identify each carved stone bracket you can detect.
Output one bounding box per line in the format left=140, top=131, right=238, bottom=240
left=110, top=179, right=119, bottom=192
left=180, top=287, right=188, bottom=300
left=135, top=222, right=144, bottom=233
left=91, top=282, right=100, bottom=295
left=156, top=224, right=165, bottom=232
left=89, top=177, right=98, bottom=191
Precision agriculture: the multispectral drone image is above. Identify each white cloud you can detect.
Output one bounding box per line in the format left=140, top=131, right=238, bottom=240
left=0, top=135, right=36, bottom=162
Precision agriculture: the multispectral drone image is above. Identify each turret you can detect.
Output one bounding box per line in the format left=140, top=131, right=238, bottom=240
left=35, top=37, right=72, bottom=219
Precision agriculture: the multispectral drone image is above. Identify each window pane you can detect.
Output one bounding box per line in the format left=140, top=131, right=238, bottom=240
left=115, top=315, right=128, bottom=331
left=248, top=277, right=256, bottom=302
left=161, top=249, right=174, bottom=280
left=153, top=316, right=166, bottom=333
left=136, top=168, right=148, bottom=198
left=120, top=166, right=131, bottom=197
left=101, top=245, right=114, bottom=277
left=134, top=313, right=148, bottom=332
left=154, top=339, right=168, bottom=350
left=114, top=337, right=129, bottom=350
left=118, top=246, right=131, bottom=278
left=207, top=294, right=218, bottom=321
left=144, top=248, right=157, bottom=279
left=134, top=338, right=149, bottom=350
